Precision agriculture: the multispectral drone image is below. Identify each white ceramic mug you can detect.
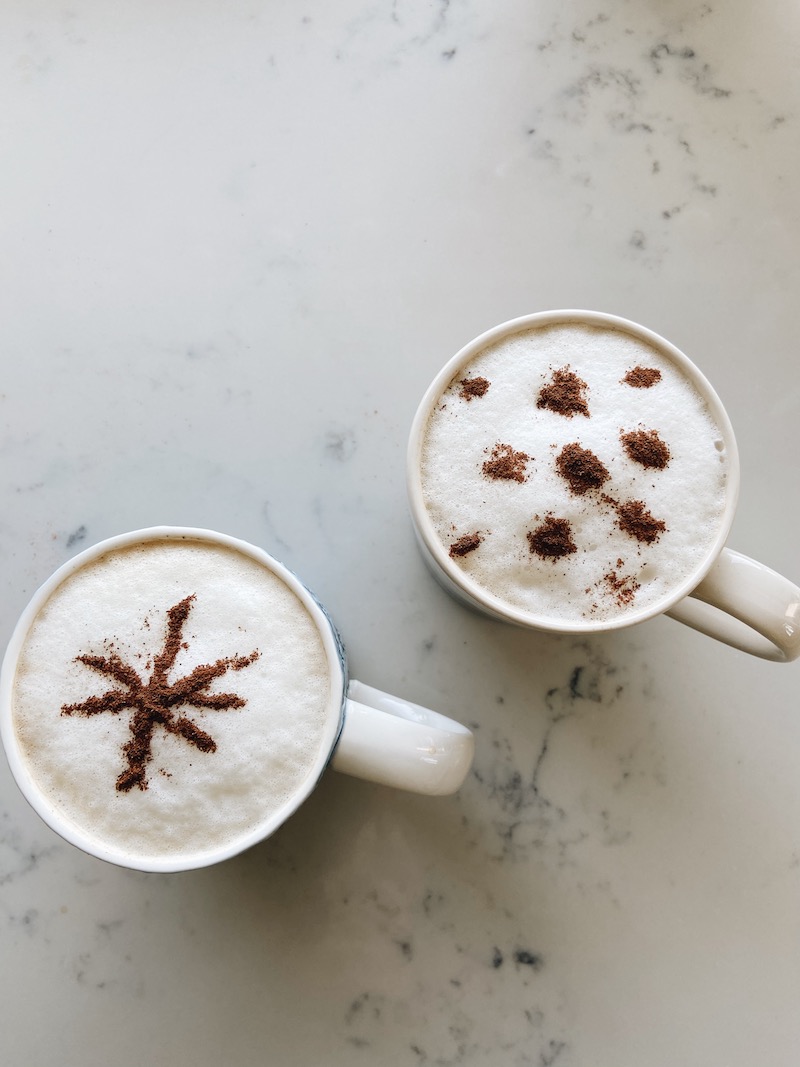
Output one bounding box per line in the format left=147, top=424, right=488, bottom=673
left=0, top=527, right=474, bottom=872
left=407, top=310, right=800, bottom=662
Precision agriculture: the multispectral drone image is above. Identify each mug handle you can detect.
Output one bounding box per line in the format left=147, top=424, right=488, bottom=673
left=330, top=680, right=475, bottom=795
left=665, top=548, right=800, bottom=662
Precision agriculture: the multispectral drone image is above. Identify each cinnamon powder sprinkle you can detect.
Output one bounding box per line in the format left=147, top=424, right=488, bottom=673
left=613, top=499, right=667, bottom=544
left=620, top=428, right=670, bottom=469
left=458, top=376, right=491, bottom=401
left=622, top=366, right=661, bottom=388
left=449, top=532, right=482, bottom=558
left=527, top=515, right=577, bottom=560
left=482, top=442, right=530, bottom=483
left=603, top=570, right=640, bottom=607
left=555, top=443, right=610, bottom=495
left=61, top=595, right=260, bottom=793
left=537, top=367, right=590, bottom=418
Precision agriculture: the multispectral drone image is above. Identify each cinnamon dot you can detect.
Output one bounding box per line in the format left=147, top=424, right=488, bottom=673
left=622, top=366, right=662, bottom=388
left=458, top=376, right=491, bottom=401
left=555, top=443, right=610, bottom=495
left=449, top=532, right=482, bottom=558
left=603, top=570, right=640, bottom=606
left=527, top=516, right=577, bottom=560
left=482, top=443, right=530, bottom=483
left=620, top=428, right=670, bottom=469
left=614, top=499, right=667, bottom=544
left=537, top=367, right=590, bottom=418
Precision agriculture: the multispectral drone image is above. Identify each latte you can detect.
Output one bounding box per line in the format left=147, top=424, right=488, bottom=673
left=418, top=320, right=730, bottom=626
left=9, top=535, right=334, bottom=868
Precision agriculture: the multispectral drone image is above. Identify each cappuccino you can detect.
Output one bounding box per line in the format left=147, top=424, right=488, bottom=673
left=9, top=536, right=334, bottom=868
left=418, top=320, right=729, bottom=626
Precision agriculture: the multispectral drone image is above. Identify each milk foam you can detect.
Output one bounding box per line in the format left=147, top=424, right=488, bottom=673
left=11, top=539, right=333, bottom=865
left=419, top=322, right=729, bottom=624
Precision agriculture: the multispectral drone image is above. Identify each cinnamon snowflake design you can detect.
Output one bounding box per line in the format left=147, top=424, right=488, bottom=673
left=61, top=595, right=260, bottom=793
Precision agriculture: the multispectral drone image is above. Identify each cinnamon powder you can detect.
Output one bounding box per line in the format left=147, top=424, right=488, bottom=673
left=458, top=376, right=491, bottom=401
left=622, top=366, right=661, bottom=388
left=449, top=532, right=482, bottom=558
left=603, top=569, right=640, bottom=607
left=555, top=443, right=610, bottom=495
left=482, top=442, right=530, bottom=483
left=62, top=595, right=260, bottom=793
left=527, top=516, right=577, bottom=559
left=620, top=428, right=670, bottom=469
left=537, top=367, right=590, bottom=418
left=613, top=499, right=667, bottom=544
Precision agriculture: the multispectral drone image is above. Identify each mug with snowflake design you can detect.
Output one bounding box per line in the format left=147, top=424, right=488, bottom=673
left=0, top=527, right=474, bottom=872
left=408, top=310, right=799, bottom=661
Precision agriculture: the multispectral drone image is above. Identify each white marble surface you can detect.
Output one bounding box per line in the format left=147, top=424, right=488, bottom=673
left=1, top=1, right=799, bottom=1064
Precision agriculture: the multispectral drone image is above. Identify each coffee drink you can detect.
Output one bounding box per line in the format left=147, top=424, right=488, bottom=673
left=9, top=536, right=334, bottom=867
left=418, top=320, right=729, bottom=626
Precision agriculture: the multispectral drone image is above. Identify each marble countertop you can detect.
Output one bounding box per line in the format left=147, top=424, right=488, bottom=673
left=2, top=2, right=799, bottom=1064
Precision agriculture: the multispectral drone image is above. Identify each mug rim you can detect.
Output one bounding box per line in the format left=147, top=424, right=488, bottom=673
left=407, top=309, right=741, bottom=634
left=0, top=526, right=347, bottom=873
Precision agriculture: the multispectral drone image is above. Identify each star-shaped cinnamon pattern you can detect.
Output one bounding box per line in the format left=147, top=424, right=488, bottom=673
left=61, top=595, right=260, bottom=793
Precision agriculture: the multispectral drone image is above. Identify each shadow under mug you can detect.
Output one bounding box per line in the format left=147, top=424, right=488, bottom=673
left=407, top=310, right=800, bottom=662
left=0, top=527, right=475, bottom=872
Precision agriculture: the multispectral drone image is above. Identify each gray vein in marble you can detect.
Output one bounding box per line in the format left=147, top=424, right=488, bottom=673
left=66, top=524, right=88, bottom=548
left=646, top=41, right=731, bottom=98
left=342, top=975, right=569, bottom=1067
left=522, top=4, right=792, bottom=266
left=325, top=0, right=487, bottom=77
left=324, top=427, right=358, bottom=463
left=0, top=815, right=59, bottom=889
left=466, top=642, right=636, bottom=866
left=321, top=837, right=571, bottom=1064
left=260, top=500, right=292, bottom=553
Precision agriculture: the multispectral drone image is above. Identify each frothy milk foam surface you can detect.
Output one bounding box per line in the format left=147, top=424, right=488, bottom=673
left=11, top=538, right=333, bottom=865
left=419, top=322, right=729, bottom=625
